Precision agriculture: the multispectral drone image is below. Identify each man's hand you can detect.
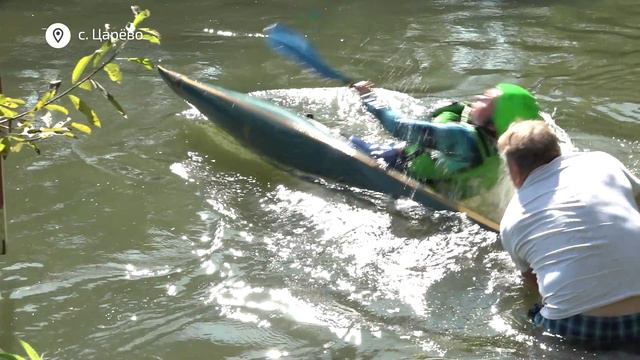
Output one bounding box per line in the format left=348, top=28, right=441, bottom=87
left=351, top=80, right=375, bottom=96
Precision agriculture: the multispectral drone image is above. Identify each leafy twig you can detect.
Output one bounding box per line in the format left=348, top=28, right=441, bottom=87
left=0, top=43, right=123, bottom=125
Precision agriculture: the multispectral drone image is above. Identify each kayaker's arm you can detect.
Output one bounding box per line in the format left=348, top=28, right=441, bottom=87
left=356, top=87, right=441, bottom=142
left=357, top=90, right=482, bottom=170
left=353, top=81, right=424, bottom=139
left=361, top=95, right=432, bottom=142
left=353, top=82, right=484, bottom=172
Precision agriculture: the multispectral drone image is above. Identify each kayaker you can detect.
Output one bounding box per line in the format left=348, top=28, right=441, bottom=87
left=349, top=81, right=540, bottom=198
left=498, top=120, right=640, bottom=346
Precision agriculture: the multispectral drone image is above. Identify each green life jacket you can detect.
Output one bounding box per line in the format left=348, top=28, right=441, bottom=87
left=403, top=102, right=501, bottom=199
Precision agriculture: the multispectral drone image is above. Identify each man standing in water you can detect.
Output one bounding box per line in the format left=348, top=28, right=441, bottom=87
left=498, top=120, right=640, bottom=345
left=350, top=82, right=540, bottom=198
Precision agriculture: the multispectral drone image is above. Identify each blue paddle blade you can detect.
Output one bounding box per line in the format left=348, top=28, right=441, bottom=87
left=264, top=23, right=352, bottom=85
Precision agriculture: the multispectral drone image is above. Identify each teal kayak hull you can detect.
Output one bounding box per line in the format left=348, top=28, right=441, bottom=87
left=158, top=66, right=498, bottom=232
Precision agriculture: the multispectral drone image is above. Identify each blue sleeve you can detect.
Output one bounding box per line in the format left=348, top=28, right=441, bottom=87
left=361, top=93, right=428, bottom=143
left=361, top=93, right=481, bottom=171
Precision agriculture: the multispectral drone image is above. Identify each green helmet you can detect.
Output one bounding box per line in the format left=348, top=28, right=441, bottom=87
left=493, top=83, right=540, bottom=135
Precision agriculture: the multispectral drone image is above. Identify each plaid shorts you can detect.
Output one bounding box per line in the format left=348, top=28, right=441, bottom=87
left=529, top=304, right=640, bottom=345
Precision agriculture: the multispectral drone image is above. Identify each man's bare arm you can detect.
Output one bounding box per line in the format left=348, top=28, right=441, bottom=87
left=522, top=269, right=539, bottom=295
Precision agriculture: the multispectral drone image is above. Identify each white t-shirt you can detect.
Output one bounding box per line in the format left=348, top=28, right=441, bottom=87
left=501, top=151, right=640, bottom=320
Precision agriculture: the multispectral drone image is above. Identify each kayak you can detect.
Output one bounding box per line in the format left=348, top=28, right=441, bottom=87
left=157, top=66, right=499, bottom=232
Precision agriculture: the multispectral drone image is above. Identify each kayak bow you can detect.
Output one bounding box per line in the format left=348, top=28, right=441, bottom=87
left=158, top=66, right=499, bottom=232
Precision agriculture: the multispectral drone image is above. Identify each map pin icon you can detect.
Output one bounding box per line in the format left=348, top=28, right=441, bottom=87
left=46, top=23, right=70, bottom=48
left=53, top=28, right=63, bottom=43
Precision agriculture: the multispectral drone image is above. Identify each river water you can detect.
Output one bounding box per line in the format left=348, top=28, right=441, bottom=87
left=1, top=0, right=640, bottom=359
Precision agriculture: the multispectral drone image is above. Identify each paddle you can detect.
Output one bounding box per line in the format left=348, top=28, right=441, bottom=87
left=263, top=23, right=353, bottom=85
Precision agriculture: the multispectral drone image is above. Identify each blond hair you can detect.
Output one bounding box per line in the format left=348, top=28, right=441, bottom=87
left=498, top=120, right=561, bottom=177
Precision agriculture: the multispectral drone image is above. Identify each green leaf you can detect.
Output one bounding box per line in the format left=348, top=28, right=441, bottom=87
left=26, top=142, right=41, bottom=155
left=0, top=96, right=26, bottom=108
left=10, top=142, right=24, bottom=153
left=139, top=28, right=160, bottom=44
left=33, top=89, right=57, bottom=112
left=0, top=102, right=19, bottom=109
left=78, top=80, right=94, bottom=91
left=93, top=41, right=112, bottom=68
left=45, top=104, right=69, bottom=115
left=0, top=137, right=8, bottom=153
left=138, top=27, right=160, bottom=38
left=68, top=95, right=101, bottom=128
left=71, top=122, right=92, bottom=134
left=91, top=80, right=127, bottom=118
left=0, top=352, right=26, bottom=360
left=133, top=9, right=151, bottom=27
left=50, top=127, right=68, bottom=134
left=127, top=57, right=154, bottom=71
left=19, top=340, right=42, bottom=360
left=105, top=94, right=126, bottom=118
left=36, top=128, right=56, bottom=140
left=142, top=34, right=160, bottom=45
left=72, top=54, right=95, bottom=84
left=0, top=105, right=17, bottom=117
left=103, top=63, right=122, bottom=84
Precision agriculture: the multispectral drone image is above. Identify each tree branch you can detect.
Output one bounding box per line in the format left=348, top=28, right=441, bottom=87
left=0, top=41, right=126, bottom=125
